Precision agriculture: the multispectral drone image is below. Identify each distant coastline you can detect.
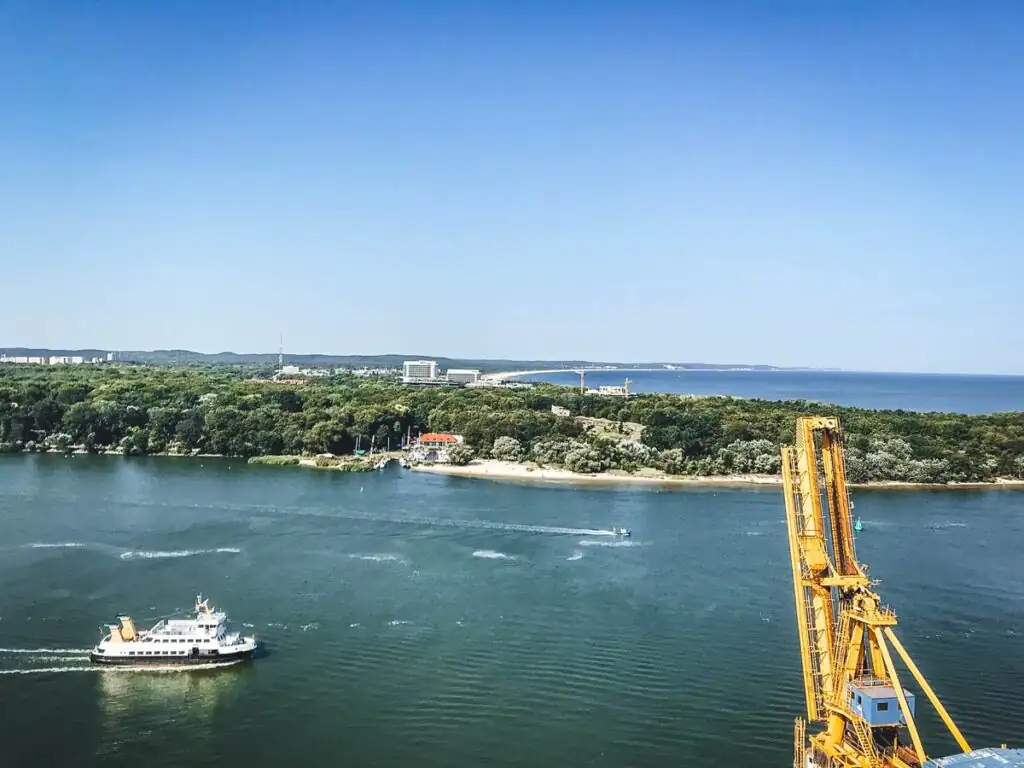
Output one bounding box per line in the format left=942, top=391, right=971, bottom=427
left=0, top=346, right=821, bottom=373
left=2, top=364, right=1021, bottom=486
left=481, top=366, right=809, bottom=383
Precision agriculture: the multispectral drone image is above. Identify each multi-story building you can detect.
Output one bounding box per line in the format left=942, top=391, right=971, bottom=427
left=1, top=354, right=93, bottom=365
left=445, top=368, right=481, bottom=385
left=402, top=360, right=438, bottom=383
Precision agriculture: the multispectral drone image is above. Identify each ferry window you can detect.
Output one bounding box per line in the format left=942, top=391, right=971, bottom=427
left=877, top=702, right=889, bottom=712
left=129, top=651, right=135, bottom=656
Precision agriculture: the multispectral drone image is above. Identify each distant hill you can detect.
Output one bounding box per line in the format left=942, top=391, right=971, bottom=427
left=0, top=347, right=807, bottom=373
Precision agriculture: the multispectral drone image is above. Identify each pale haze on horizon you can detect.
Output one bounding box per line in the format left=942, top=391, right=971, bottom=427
left=1, top=2, right=1022, bottom=375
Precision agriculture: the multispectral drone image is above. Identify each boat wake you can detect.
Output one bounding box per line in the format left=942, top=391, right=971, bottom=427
left=472, top=550, right=517, bottom=560
left=349, top=553, right=406, bottom=563
left=566, top=551, right=584, bottom=561
left=291, top=505, right=622, bottom=538
left=0, top=659, right=245, bottom=676
left=120, top=547, right=241, bottom=560
left=1, top=645, right=247, bottom=675
left=578, top=539, right=639, bottom=548
left=25, top=542, right=85, bottom=549
left=419, top=515, right=618, bottom=538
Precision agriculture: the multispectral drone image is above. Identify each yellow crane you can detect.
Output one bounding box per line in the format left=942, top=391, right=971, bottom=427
left=781, top=415, right=1022, bottom=768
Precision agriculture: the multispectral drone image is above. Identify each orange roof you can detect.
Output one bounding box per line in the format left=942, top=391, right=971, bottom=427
left=418, top=433, right=459, bottom=443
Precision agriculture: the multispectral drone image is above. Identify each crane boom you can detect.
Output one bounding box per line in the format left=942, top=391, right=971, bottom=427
left=779, top=415, right=1012, bottom=768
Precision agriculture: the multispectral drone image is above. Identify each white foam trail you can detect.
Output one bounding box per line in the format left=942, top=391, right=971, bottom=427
left=0, top=666, right=97, bottom=675
left=120, top=547, right=241, bottom=560
left=26, top=542, right=84, bottom=549
left=349, top=554, right=405, bottom=563
left=472, top=550, right=516, bottom=560
left=28, top=655, right=89, bottom=662
left=303, top=506, right=618, bottom=538
left=300, top=623, right=319, bottom=632
left=578, top=539, right=638, bottom=548
left=0, top=648, right=92, bottom=654
left=566, top=551, right=584, bottom=561
left=0, top=660, right=243, bottom=675
left=387, top=620, right=411, bottom=626
left=459, top=520, right=616, bottom=537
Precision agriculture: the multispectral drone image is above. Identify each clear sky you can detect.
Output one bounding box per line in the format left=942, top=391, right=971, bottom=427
left=1, top=1, right=1022, bottom=373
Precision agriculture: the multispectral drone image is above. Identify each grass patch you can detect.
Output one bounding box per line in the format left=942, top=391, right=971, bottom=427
left=247, top=455, right=300, bottom=466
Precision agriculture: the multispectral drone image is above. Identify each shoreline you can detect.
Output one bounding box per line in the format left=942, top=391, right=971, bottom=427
left=7, top=451, right=1024, bottom=490
left=410, top=459, right=1024, bottom=491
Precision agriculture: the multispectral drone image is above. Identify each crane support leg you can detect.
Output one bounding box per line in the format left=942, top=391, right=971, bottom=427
left=883, top=628, right=972, bottom=754
left=782, top=445, right=821, bottom=722
left=873, top=627, right=926, bottom=765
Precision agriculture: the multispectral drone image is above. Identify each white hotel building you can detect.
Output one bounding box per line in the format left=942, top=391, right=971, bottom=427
left=401, top=360, right=481, bottom=386
left=402, top=360, right=439, bottom=383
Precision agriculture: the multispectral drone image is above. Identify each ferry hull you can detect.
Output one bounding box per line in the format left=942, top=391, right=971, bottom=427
left=89, top=647, right=255, bottom=666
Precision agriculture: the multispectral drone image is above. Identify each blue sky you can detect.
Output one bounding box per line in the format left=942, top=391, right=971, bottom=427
left=1, top=1, right=1022, bottom=373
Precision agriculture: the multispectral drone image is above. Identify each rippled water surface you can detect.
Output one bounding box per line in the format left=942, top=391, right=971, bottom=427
left=1, top=455, right=1022, bottom=766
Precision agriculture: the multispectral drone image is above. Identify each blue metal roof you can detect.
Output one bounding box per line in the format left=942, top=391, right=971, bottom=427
left=926, top=748, right=1024, bottom=767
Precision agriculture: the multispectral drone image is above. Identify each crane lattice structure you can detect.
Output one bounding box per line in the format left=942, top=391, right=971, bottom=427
left=781, top=415, right=1020, bottom=768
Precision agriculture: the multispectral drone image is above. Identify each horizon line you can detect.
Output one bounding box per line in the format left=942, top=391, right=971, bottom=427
left=1, top=346, right=1022, bottom=377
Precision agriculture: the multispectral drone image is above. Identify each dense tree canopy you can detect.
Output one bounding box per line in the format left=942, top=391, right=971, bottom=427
left=1, top=365, right=1022, bottom=484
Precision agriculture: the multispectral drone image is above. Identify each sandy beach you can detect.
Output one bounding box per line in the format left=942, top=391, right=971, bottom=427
left=410, top=459, right=1024, bottom=490
left=410, top=459, right=782, bottom=487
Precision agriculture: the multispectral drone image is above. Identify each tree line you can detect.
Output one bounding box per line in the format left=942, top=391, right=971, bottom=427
left=1, top=365, right=1023, bottom=483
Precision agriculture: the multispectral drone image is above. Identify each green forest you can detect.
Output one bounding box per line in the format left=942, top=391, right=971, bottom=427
left=1, top=365, right=1023, bottom=484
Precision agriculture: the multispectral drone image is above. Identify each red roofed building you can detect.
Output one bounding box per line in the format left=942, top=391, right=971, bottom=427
left=411, top=432, right=464, bottom=463
left=418, top=433, right=461, bottom=448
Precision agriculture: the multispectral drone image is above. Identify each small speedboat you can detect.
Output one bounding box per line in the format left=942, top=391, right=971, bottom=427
left=613, top=527, right=632, bottom=537
left=853, top=517, right=863, bottom=533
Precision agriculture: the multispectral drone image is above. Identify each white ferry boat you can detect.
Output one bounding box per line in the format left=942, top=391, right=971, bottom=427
left=89, top=595, right=257, bottom=666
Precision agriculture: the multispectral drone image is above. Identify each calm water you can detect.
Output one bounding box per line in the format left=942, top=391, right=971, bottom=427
left=521, top=370, right=1024, bottom=413
left=1, top=455, right=1022, bottom=766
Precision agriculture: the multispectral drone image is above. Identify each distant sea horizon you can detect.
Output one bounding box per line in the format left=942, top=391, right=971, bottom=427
left=517, top=369, right=1024, bottom=414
